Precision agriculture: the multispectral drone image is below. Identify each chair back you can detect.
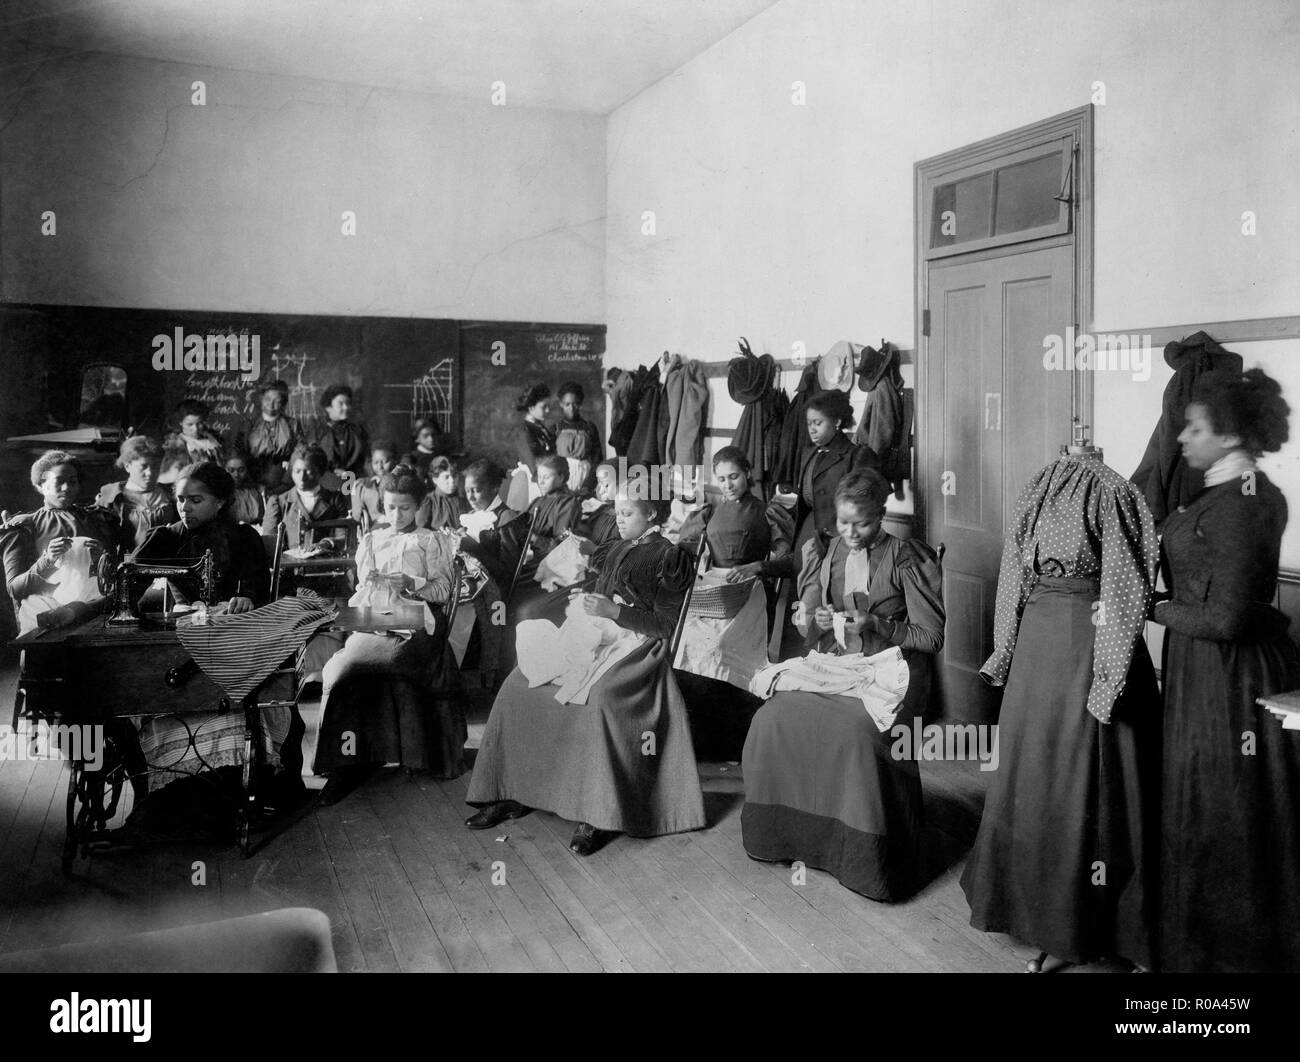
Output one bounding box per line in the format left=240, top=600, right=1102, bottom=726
left=669, top=534, right=711, bottom=662
left=268, top=523, right=288, bottom=599
left=505, top=506, right=542, bottom=602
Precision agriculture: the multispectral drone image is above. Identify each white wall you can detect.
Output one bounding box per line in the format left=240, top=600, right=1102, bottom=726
left=1, top=47, right=606, bottom=321
left=605, top=0, right=1300, bottom=551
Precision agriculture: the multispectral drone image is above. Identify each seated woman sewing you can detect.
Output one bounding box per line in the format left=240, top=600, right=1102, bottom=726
left=674, top=446, right=791, bottom=758
left=465, top=491, right=706, bottom=856
left=506, top=454, right=581, bottom=611
left=740, top=469, right=944, bottom=902
left=1, top=450, right=118, bottom=635
left=129, top=463, right=308, bottom=805
left=311, top=467, right=463, bottom=806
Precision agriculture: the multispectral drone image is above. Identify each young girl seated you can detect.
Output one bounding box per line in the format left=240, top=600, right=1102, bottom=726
left=740, top=468, right=944, bottom=901
left=575, top=461, right=621, bottom=545
left=261, top=444, right=349, bottom=547
left=224, top=452, right=265, bottom=526
left=418, top=456, right=462, bottom=530
left=312, top=467, right=463, bottom=805
left=351, top=440, right=399, bottom=530
left=406, top=418, right=445, bottom=483
left=506, top=454, right=581, bottom=607
left=97, top=435, right=178, bottom=551
left=455, top=459, right=524, bottom=690
left=163, top=400, right=224, bottom=482
left=674, top=446, right=791, bottom=756
left=465, top=491, right=706, bottom=856
left=1, top=451, right=117, bottom=634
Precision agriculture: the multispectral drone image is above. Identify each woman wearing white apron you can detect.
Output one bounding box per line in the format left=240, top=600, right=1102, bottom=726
left=674, top=446, right=791, bottom=758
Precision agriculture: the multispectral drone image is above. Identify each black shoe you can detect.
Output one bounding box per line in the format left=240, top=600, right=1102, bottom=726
left=464, top=800, right=531, bottom=830
left=569, top=822, right=618, bottom=856
left=318, top=765, right=374, bottom=807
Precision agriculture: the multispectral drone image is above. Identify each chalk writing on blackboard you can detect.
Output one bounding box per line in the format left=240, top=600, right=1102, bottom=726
left=269, top=350, right=318, bottom=422
left=383, top=358, right=455, bottom=433
left=182, top=371, right=255, bottom=439
left=536, top=331, right=601, bottom=364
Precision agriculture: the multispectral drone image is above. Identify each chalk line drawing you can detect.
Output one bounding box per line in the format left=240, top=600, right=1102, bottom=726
left=384, top=358, right=455, bottom=434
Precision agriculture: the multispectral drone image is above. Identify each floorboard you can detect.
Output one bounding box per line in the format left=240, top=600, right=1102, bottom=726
left=0, top=653, right=1111, bottom=972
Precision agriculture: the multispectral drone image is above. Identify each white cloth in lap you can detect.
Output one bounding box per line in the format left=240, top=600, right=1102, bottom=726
left=514, top=597, right=644, bottom=705
left=749, top=647, right=911, bottom=732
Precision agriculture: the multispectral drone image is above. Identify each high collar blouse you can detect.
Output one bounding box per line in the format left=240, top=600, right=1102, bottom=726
left=980, top=451, right=1157, bottom=722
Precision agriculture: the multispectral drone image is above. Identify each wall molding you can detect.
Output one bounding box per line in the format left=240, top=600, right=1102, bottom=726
left=1093, top=315, right=1300, bottom=349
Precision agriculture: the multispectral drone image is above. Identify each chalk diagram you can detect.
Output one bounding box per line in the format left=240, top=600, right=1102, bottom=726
left=384, top=359, right=455, bottom=433
left=269, top=350, right=318, bottom=422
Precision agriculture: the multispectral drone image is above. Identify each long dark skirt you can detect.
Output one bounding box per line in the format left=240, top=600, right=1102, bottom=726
left=312, top=630, right=466, bottom=777
left=1161, top=628, right=1300, bottom=972
left=466, top=639, right=706, bottom=837
left=960, top=578, right=1161, bottom=967
left=741, top=672, right=926, bottom=902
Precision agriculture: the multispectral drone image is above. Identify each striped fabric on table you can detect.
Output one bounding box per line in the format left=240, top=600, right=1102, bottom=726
left=176, top=596, right=339, bottom=703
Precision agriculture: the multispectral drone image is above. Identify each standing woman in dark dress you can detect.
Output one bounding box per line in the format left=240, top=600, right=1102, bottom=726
left=1157, top=368, right=1300, bottom=972
left=512, top=382, right=555, bottom=477
left=757, top=389, right=880, bottom=579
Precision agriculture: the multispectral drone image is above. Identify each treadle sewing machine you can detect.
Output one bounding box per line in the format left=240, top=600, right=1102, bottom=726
left=101, top=551, right=214, bottom=627
left=15, top=550, right=300, bottom=872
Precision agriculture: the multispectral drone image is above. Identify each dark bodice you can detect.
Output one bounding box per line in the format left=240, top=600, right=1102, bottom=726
left=1159, top=474, right=1289, bottom=642
left=134, top=518, right=269, bottom=605
left=592, top=533, right=695, bottom=641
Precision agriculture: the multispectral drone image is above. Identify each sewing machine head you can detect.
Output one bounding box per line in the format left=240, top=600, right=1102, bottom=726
left=103, top=551, right=215, bottom=627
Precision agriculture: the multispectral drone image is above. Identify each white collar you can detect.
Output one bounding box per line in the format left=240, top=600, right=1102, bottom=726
left=1203, top=450, right=1256, bottom=488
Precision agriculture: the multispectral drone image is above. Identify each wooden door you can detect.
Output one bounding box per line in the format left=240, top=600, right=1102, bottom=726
left=923, top=243, right=1073, bottom=722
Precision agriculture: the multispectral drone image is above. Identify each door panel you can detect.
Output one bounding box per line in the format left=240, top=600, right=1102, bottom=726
left=924, top=244, right=1073, bottom=722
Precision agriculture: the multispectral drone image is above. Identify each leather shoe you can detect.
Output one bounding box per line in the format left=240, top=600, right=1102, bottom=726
left=464, top=800, right=531, bottom=830
left=569, top=822, right=618, bottom=856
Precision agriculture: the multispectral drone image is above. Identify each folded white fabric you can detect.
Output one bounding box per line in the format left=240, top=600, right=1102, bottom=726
left=749, top=647, right=911, bottom=732
left=514, top=597, right=643, bottom=705
left=535, top=535, right=588, bottom=590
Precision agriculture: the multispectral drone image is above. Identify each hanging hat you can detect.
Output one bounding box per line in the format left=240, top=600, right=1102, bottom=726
left=857, top=342, right=898, bottom=392
left=817, top=340, right=860, bottom=392
left=727, top=338, right=775, bottom=404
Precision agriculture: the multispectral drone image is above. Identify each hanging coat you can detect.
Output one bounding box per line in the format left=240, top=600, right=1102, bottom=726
left=729, top=350, right=783, bottom=497
left=1129, top=331, right=1242, bottom=525
left=855, top=346, right=907, bottom=492
left=665, top=359, right=710, bottom=469
left=609, top=366, right=646, bottom=457
left=626, top=362, right=667, bottom=467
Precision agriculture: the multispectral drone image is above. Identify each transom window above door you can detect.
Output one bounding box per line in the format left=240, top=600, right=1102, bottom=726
left=926, top=137, right=1073, bottom=258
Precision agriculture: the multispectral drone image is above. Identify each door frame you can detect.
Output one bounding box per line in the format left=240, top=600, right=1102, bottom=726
left=912, top=105, right=1094, bottom=542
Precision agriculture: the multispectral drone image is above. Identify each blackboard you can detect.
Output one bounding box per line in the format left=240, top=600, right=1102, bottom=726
left=0, top=305, right=459, bottom=461
left=459, top=322, right=607, bottom=470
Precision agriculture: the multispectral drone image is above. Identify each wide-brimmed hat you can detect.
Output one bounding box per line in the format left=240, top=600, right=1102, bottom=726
left=857, top=342, right=898, bottom=392
left=817, top=340, right=860, bottom=392
left=728, top=338, right=775, bottom=404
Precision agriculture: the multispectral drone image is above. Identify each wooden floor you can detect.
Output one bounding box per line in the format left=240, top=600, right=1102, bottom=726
left=0, top=658, right=1125, bottom=972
